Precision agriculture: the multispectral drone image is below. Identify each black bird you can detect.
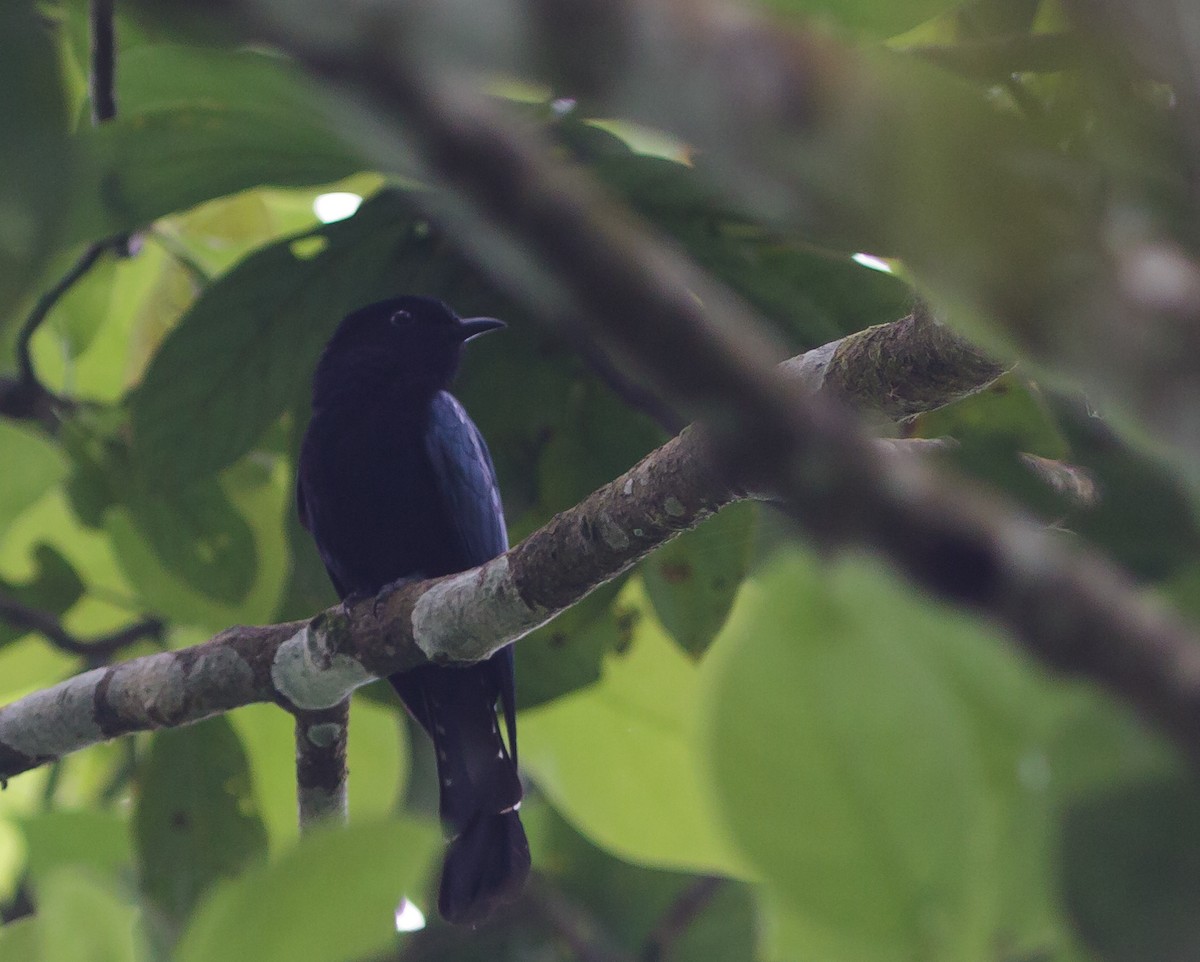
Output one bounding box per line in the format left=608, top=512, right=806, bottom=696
left=297, top=295, right=529, bottom=925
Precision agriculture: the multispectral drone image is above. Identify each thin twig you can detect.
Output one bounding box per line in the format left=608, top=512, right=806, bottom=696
left=0, top=594, right=164, bottom=666
left=640, top=876, right=725, bottom=962
left=89, top=0, right=117, bottom=125
left=525, top=873, right=636, bottom=962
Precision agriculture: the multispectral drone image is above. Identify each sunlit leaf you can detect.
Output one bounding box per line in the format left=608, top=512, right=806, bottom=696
left=520, top=584, right=746, bottom=875
left=0, top=424, right=67, bottom=543
left=174, top=818, right=439, bottom=962
left=702, top=550, right=1063, bottom=962
left=34, top=868, right=144, bottom=962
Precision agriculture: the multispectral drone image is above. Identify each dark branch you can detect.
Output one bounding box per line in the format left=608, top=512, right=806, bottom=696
left=294, top=698, right=350, bottom=827
left=640, top=876, right=725, bottom=962
left=89, top=0, right=117, bottom=125
left=0, top=594, right=164, bottom=666
left=1, top=241, right=111, bottom=428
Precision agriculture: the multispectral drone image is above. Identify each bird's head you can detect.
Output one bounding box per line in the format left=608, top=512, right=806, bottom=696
left=312, top=296, right=504, bottom=405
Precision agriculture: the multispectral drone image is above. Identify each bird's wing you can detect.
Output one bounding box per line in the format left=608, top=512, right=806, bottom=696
left=424, top=391, right=509, bottom=563
left=424, top=391, right=517, bottom=760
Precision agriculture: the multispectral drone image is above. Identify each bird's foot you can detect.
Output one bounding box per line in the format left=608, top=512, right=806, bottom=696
left=370, top=575, right=424, bottom=619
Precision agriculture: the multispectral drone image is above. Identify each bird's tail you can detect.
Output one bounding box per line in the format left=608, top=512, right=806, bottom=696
left=390, top=658, right=529, bottom=925
left=439, top=809, right=530, bottom=925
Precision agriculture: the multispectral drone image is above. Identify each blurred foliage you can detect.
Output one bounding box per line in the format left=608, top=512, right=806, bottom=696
left=2, top=0, right=1200, bottom=960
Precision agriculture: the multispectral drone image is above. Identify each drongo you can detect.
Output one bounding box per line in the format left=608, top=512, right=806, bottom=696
left=297, top=295, right=528, bottom=924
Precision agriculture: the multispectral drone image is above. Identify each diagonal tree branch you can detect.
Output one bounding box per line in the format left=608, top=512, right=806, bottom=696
left=238, top=23, right=1200, bottom=766
left=0, top=315, right=1001, bottom=782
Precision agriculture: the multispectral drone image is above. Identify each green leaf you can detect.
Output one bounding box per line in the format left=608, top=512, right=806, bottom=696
left=520, top=584, right=746, bottom=875
left=104, top=455, right=290, bottom=630
left=0, top=4, right=71, bottom=330
left=516, top=576, right=632, bottom=709
left=574, top=136, right=913, bottom=349
left=174, top=818, right=440, bottom=962
left=130, top=191, right=418, bottom=489
left=33, top=869, right=144, bottom=962
left=0, top=919, right=39, bottom=962
left=121, top=478, right=257, bottom=606
left=66, top=46, right=366, bottom=242
left=1062, top=773, right=1200, bottom=962
left=643, top=502, right=757, bottom=657
left=753, top=0, right=963, bottom=41
left=18, top=810, right=131, bottom=883
left=0, top=423, right=67, bottom=542
left=133, top=716, right=269, bottom=937
left=701, top=550, right=1060, bottom=962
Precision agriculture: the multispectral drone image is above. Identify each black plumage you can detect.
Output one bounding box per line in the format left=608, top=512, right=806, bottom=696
left=297, top=295, right=528, bottom=924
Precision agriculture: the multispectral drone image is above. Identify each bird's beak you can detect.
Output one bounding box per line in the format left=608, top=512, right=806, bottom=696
left=458, top=317, right=506, bottom=342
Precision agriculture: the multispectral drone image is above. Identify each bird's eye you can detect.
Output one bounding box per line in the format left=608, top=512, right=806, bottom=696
left=389, top=310, right=412, bottom=327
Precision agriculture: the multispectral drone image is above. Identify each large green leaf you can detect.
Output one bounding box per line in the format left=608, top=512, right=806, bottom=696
left=702, top=550, right=1062, bottom=962
left=0, top=4, right=71, bottom=332
left=643, top=502, right=757, bottom=657
left=174, top=818, right=439, bottom=962
left=133, top=716, right=268, bottom=938
left=0, top=919, right=38, bottom=962
left=519, top=585, right=746, bottom=876
left=66, top=45, right=366, bottom=243
left=129, top=191, right=418, bottom=489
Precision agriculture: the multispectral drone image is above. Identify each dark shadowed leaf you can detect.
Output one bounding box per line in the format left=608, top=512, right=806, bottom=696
left=130, top=191, right=418, bottom=489
left=66, top=45, right=367, bottom=242
left=134, top=716, right=268, bottom=937
left=0, top=4, right=71, bottom=333
left=643, top=502, right=757, bottom=657
left=1062, top=773, right=1200, bottom=962
left=516, top=576, right=632, bottom=709
left=121, top=478, right=257, bottom=606
left=0, top=545, right=85, bottom=650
